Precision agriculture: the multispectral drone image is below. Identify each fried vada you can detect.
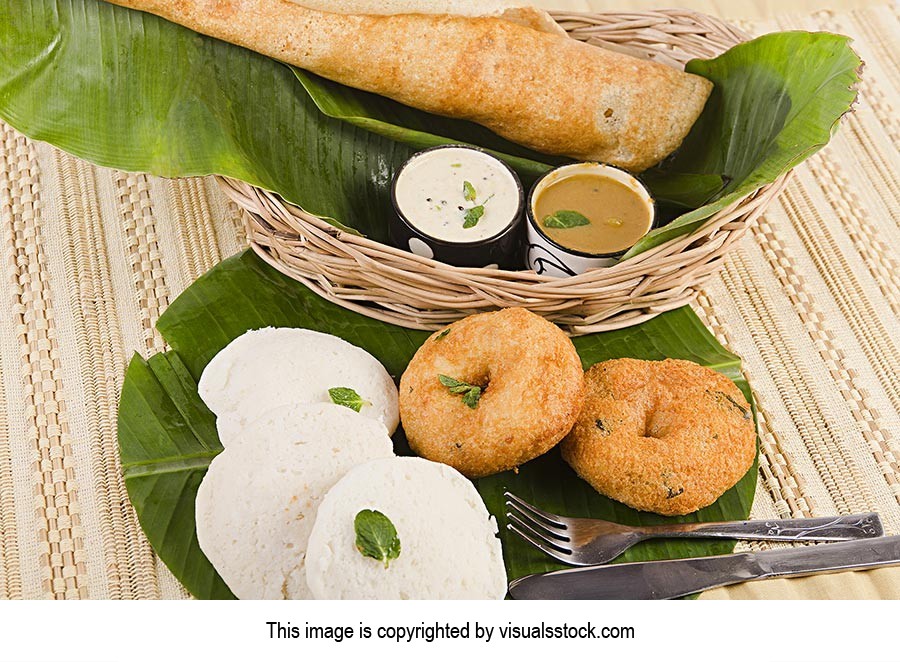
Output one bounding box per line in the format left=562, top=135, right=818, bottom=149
left=400, top=308, right=584, bottom=478
left=561, top=358, right=756, bottom=516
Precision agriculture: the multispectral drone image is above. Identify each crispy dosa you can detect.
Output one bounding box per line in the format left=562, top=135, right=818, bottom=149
left=105, top=0, right=712, bottom=171
left=289, top=0, right=567, bottom=35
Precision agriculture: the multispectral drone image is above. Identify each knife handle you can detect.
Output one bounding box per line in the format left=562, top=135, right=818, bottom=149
left=757, top=535, right=900, bottom=579
left=640, top=513, right=883, bottom=542
left=507, top=536, right=900, bottom=600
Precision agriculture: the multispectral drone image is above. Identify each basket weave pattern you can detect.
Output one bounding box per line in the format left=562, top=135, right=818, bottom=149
left=219, top=10, right=788, bottom=334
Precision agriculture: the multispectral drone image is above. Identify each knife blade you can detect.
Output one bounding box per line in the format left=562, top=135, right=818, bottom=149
left=507, top=535, right=900, bottom=599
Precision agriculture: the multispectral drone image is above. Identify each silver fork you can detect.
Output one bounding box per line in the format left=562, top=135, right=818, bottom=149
left=504, top=492, right=884, bottom=566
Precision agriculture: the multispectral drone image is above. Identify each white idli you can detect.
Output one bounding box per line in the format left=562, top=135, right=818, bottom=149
left=305, top=456, right=507, bottom=599
left=198, top=327, right=399, bottom=443
left=195, top=403, right=395, bottom=599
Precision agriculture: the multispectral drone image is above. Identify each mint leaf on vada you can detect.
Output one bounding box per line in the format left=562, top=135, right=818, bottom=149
left=461, top=387, right=482, bottom=409
left=438, top=375, right=482, bottom=409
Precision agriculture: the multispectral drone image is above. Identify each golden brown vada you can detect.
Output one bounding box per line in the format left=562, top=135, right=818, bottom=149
left=400, top=308, right=584, bottom=478
left=561, top=358, right=756, bottom=515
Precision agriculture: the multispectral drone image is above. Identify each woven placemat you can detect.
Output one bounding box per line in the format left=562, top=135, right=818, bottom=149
left=0, top=1, right=898, bottom=599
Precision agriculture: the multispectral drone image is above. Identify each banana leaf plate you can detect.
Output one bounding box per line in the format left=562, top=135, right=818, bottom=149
left=117, top=249, right=758, bottom=599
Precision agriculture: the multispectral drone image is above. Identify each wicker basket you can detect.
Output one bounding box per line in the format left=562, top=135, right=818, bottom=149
left=218, top=9, right=789, bottom=334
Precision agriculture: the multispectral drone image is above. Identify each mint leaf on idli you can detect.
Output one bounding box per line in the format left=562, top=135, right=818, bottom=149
left=329, top=387, right=371, bottom=413
left=354, top=509, right=401, bottom=569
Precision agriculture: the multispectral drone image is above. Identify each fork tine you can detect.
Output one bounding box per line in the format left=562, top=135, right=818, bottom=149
left=503, top=492, right=567, bottom=528
left=507, top=521, right=574, bottom=564
left=506, top=502, right=570, bottom=542
left=507, top=512, right=572, bottom=549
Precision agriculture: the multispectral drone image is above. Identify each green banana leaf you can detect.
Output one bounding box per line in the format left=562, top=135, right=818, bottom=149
left=0, top=0, right=413, bottom=242
left=118, top=250, right=758, bottom=599
left=1, top=1, right=859, bottom=256
left=624, top=31, right=861, bottom=258
left=291, top=68, right=564, bottom=184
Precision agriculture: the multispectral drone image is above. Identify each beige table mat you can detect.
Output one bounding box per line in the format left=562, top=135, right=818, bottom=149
left=1, top=1, right=899, bottom=600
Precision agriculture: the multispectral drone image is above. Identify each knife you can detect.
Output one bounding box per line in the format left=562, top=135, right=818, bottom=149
left=507, top=535, right=900, bottom=599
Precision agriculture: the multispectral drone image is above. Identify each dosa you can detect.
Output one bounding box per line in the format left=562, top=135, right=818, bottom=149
left=288, top=0, right=567, bottom=35
left=104, top=0, right=712, bottom=171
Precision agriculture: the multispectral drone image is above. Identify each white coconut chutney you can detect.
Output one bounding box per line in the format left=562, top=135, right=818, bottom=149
left=394, top=147, right=521, bottom=243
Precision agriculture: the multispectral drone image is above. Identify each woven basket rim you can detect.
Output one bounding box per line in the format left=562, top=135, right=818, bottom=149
left=221, top=170, right=785, bottom=284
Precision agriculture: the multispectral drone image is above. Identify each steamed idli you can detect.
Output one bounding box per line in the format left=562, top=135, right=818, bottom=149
left=305, top=456, right=507, bottom=599
left=195, top=402, right=394, bottom=599
left=198, top=327, right=399, bottom=443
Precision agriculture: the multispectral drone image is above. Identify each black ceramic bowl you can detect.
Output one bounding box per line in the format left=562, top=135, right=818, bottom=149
left=389, top=145, right=525, bottom=269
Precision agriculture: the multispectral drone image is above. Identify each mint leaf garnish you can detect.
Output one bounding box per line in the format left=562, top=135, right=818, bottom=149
left=438, top=374, right=482, bottom=409
left=542, top=210, right=591, bottom=229
left=463, top=205, right=484, bottom=229
left=328, top=386, right=371, bottom=413
left=463, top=180, right=477, bottom=202
left=462, top=388, right=482, bottom=409
left=354, top=509, right=401, bottom=569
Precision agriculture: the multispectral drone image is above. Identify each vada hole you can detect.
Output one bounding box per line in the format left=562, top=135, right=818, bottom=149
left=641, top=412, right=661, bottom=439
left=471, top=374, right=490, bottom=392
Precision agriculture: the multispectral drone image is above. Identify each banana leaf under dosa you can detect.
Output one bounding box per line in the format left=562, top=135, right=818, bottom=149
left=104, top=0, right=713, bottom=171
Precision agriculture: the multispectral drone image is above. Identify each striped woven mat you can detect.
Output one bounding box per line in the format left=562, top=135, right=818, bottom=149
left=0, top=1, right=898, bottom=599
